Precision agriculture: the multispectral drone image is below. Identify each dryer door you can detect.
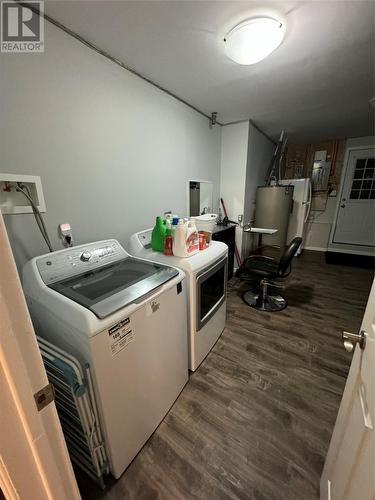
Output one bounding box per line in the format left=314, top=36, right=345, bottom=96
left=196, top=256, right=227, bottom=331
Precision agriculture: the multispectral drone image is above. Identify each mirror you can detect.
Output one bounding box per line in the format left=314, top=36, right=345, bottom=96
left=188, top=180, right=213, bottom=216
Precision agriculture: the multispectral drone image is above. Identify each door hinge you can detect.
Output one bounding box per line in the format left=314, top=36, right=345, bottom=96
left=34, top=383, right=55, bottom=412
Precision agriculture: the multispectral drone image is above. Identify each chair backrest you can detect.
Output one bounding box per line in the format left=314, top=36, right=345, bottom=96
left=278, top=237, right=302, bottom=276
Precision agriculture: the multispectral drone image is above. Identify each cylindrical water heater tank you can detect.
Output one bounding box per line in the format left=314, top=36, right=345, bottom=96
left=254, top=185, right=294, bottom=250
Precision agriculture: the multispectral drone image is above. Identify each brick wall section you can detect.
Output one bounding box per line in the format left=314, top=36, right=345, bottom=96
left=284, top=139, right=346, bottom=193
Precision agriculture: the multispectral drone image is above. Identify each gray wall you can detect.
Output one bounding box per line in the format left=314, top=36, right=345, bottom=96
left=242, top=123, right=275, bottom=257
left=220, top=121, right=249, bottom=258
left=0, top=20, right=221, bottom=271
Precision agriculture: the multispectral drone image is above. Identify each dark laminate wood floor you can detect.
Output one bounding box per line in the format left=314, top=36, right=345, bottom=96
left=77, top=251, right=373, bottom=500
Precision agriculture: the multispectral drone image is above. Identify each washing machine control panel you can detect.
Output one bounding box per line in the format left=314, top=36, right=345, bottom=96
left=36, top=239, right=126, bottom=284
left=80, top=251, right=92, bottom=262
left=137, top=230, right=152, bottom=249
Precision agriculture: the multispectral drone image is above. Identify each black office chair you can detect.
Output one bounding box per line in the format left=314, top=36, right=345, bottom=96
left=238, top=237, right=302, bottom=312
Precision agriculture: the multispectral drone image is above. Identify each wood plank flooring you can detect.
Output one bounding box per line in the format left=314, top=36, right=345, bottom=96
left=76, top=251, right=373, bottom=500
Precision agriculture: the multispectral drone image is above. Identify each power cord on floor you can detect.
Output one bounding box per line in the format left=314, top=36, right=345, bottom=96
left=14, top=182, right=54, bottom=252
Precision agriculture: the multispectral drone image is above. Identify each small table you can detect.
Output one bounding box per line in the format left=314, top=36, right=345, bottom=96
left=243, top=227, right=278, bottom=248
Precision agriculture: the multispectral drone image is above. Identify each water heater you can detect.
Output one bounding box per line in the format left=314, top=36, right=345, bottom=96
left=254, top=185, right=294, bottom=250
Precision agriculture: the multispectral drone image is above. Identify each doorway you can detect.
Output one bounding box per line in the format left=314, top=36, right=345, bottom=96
left=333, top=148, right=375, bottom=247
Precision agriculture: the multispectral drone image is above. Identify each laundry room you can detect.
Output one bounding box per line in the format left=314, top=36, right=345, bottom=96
left=1, top=1, right=374, bottom=500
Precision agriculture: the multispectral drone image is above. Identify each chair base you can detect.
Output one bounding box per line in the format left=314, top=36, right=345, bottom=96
left=242, top=290, right=287, bottom=312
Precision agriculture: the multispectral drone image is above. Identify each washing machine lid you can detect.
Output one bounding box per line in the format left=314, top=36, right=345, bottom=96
left=48, top=257, right=178, bottom=319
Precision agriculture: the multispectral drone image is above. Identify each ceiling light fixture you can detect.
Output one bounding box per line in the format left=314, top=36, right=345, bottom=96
left=224, top=16, right=286, bottom=65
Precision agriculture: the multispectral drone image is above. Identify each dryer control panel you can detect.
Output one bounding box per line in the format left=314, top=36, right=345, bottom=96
left=36, top=239, right=126, bottom=284
left=137, top=230, right=152, bottom=249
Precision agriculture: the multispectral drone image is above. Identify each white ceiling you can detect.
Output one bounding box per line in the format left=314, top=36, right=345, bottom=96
left=44, top=0, right=375, bottom=142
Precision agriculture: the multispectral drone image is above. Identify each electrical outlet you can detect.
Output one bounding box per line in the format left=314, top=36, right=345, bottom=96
left=59, top=223, right=73, bottom=247
left=0, top=174, right=46, bottom=214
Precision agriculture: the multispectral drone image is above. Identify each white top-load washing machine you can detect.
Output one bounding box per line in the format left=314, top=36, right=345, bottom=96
left=129, top=230, right=228, bottom=371
left=23, top=239, right=188, bottom=479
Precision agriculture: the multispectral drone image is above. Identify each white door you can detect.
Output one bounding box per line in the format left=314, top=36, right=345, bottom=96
left=333, top=148, right=375, bottom=246
left=0, top=214, right=80, bottom=500
left=320, top=278, right=375, bottom=500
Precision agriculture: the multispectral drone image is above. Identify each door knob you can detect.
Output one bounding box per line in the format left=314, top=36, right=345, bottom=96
left=342, top=330, right=366, bottom=352
left=341, top=204, right=346, bottom=208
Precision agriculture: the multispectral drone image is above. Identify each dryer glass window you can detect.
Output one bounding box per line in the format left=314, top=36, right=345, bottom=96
left=197, top=257, right=227, bottom=331
left=200, top=266, right=225, bottom=319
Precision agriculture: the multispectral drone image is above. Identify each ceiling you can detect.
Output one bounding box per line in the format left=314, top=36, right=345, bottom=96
left=44, top=0, right=375, bottom=142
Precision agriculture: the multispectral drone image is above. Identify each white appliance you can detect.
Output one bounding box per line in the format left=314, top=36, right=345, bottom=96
left=129, top=230, right=228, bottom=371
left=23, top=239, right=188, bottom=479
left=279, top=178, right=312, bottom=254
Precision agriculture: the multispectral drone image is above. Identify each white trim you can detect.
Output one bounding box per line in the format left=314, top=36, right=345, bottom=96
left=186, top=179, right=213, bottom=216
left=304, top=246, right=327, bottom=252
left=328, top=143, right=375, bottom=251
left=326, top=245, right=374, bottom=256
left=0, top=213, right=80, bottom=500
left=0, top=456, right=19, bottom=500
left=327, top=479, right=332, bottom=500
left=0, top=173, right=46, bottom=214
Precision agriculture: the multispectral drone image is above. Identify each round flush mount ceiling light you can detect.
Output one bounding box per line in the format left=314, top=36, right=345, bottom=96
left=224, top=16, right=286, bottom=65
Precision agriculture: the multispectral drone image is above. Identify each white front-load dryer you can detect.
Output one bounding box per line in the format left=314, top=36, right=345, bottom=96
left=129, top=229, right=228, bottom=371
left=23, top=240, right=188, bottom=479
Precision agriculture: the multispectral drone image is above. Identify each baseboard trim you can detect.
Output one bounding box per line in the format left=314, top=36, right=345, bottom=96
left=304, top=246, right=327, bottom=252
left=328, top=244, right=374, bottom=256
left=325, top=251, right=375, bottom=268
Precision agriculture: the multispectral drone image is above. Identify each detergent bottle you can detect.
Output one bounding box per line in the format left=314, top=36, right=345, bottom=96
left=171, top=216, right=179, bottom=236
left=173, top=219, right=188, bottom=257
left=151, top=216, right=166, bottom=252
left=186, top=219, right=199, bottom=256
left=172, top=219, right=199, bottom=257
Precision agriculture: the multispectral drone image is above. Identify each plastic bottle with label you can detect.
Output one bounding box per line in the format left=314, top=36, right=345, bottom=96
left=186, top=219, right=199, bottom=256
left=165, top=213, right=173, bottom=226
left=172, top=219, right=199, bottom=258
left=172, top=219, right=188, bottom=257
left=164, top=228, right=173, bottom=256
left=171, top=216, right=179, bottom=237
left=151, top=216, right=166, bottom=252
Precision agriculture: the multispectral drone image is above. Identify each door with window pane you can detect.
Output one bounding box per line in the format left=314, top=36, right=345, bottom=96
left=333, top=148, right=375, bottom=246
